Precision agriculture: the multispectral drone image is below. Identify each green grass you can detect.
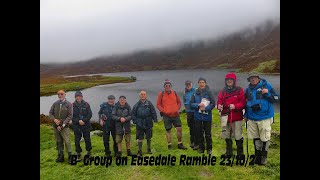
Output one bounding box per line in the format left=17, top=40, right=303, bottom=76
left=40, top=110, right=280, bottom=180
left=253, top=60, right=277, bottom=73
left=217, top=63, right=231, bottom=69
left=40, top=75, right=135, bottom=96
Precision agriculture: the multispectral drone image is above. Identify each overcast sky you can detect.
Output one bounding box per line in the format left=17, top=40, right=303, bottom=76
left=40, top=0, right=279, bottom=63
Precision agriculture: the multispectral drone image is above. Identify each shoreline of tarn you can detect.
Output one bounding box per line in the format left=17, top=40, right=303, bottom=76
left=40, top=75, right=135, bottom=97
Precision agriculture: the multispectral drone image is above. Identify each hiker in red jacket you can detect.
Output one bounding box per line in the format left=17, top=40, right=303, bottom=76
left=157, top=79, right=187, bottom=150
left=217, top=72, right=246, bottom=157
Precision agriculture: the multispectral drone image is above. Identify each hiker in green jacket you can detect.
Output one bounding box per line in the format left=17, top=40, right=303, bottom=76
left=49, top=90, right=73, bottom=163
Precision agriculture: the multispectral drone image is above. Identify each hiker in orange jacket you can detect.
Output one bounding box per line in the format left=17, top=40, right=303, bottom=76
left=156, top=79, right=187, bottom=150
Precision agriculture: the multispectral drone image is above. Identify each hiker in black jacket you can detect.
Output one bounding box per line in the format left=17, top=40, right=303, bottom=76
left=72, top=91, right=92, bottom=161
left=132, top=91, right=158, bottom=156
left=98, top=95, right=118, bottom=157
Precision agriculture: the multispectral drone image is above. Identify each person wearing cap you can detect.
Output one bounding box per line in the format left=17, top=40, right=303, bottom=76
left=156, top=79, right=187, bottom=150
left=132, top=90, right=158, bottom=156
left=112, top=95, right=133, bottom=157
left=183, top=80, right=196, bottom=148
left=72, top=91, right=93, bottom=162
left=245, top=71, right=280, bottom=165
left=217, top=73, right=246, bottom=157
left=49, top=90, right=73, bottom=163
left=190, top=77, right=215, bottom=154
left=98, top=94, right=118, bottom=157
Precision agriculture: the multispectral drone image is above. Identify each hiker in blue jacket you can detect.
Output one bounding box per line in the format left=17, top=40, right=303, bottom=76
left=190, top=77, right=215, bottom=154
left=183, top=80, right=196, bottom=148
left=244, top=72, right=280, bottom=165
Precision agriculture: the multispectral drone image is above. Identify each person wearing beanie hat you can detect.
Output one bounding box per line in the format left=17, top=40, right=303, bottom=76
left=217, top=72, right=246, bottom=158
left=72, top=91, right=93, bottom=161
left=183, top=80, right=196, bottom=148
left=190, top=78, right=215, bottom=154
left=112, top=95, right=133, bottom=157
left=74, top=91, right=83, bottom=97
left=49, top=89, right=73, bottom=163
left=245, top=72, right=280, bottom=165
left=99, top=94, right=118, bottom=157
left=163, top=79, right=172, bottom=87
left=107, top=95, right=115, bottom=100
left=198, top=77, right=207, bottom=84
left=156, top=79, right=187, bottom=150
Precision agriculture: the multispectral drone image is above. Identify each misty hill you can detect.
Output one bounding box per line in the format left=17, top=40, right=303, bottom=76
left=41, top=21, right=279, bottom=76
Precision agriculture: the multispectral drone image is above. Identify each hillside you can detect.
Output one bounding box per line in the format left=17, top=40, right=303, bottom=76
left=41, top=21, right=280, bottom=76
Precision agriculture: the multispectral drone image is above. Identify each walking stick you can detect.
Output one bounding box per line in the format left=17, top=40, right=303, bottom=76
left=245, top=118, right=249, bottom=167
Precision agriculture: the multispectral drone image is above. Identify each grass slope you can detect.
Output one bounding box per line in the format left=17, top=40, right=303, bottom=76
left=40, top=75, right=135, bottom=96
left=40, top=110, right=280, bottom=180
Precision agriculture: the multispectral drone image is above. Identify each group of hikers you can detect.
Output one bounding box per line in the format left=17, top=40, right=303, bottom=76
left=49, top=71, right=279, bottom=166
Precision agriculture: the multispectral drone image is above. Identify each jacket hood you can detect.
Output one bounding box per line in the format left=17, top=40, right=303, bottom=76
left=225, top=72, right=237, bottom=85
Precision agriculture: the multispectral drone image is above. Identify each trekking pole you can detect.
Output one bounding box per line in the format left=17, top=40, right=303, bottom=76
left=229, top=106, right=233, bottom=140
left=245, top=118, right=249, bottom=167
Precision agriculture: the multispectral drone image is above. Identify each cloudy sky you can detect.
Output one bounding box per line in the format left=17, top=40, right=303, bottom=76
left=40, top=0, right=279, bottom=63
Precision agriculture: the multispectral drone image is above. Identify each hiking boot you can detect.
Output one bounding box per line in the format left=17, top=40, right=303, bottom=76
left=68, top=153, right=72, bottom=164
left=254, top=150, right=262, bottom=165
left=193, top=145, right=199, bottom=150
left=178, top=143, right=187, bottom=150
left=137, top=150, right=142, bottom=156
left=190, top=142, right=195, bottom=148
left=225, top=139, right=233, bottom=156
left=127, top=149, right=133, bottom=156
left=76, top=153, right=81, bottom=162
left=56, top=152, right=64, bottom=162
left=254, top=139, right=262, bottom=165
left=260, top=152, right=268, bottom=165
left=198, top=148, right=204, bottom=153
left=168, top=144, right=173, bottom=150
left=147, top=148, right=152, bottom=154
left=260, top=141, right=268, bottom=165
left=190, top=142, right=194, bottom=148
left=236, top=138, right=244, bottom=156
left=207, top=149, right=212, bottom=155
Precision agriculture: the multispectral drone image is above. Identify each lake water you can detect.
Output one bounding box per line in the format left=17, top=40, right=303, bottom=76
left=40, top=69, right=280, bottom=121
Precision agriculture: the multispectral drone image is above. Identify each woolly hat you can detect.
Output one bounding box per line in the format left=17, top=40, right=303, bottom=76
left=164, top=79, right=172, bottom=87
